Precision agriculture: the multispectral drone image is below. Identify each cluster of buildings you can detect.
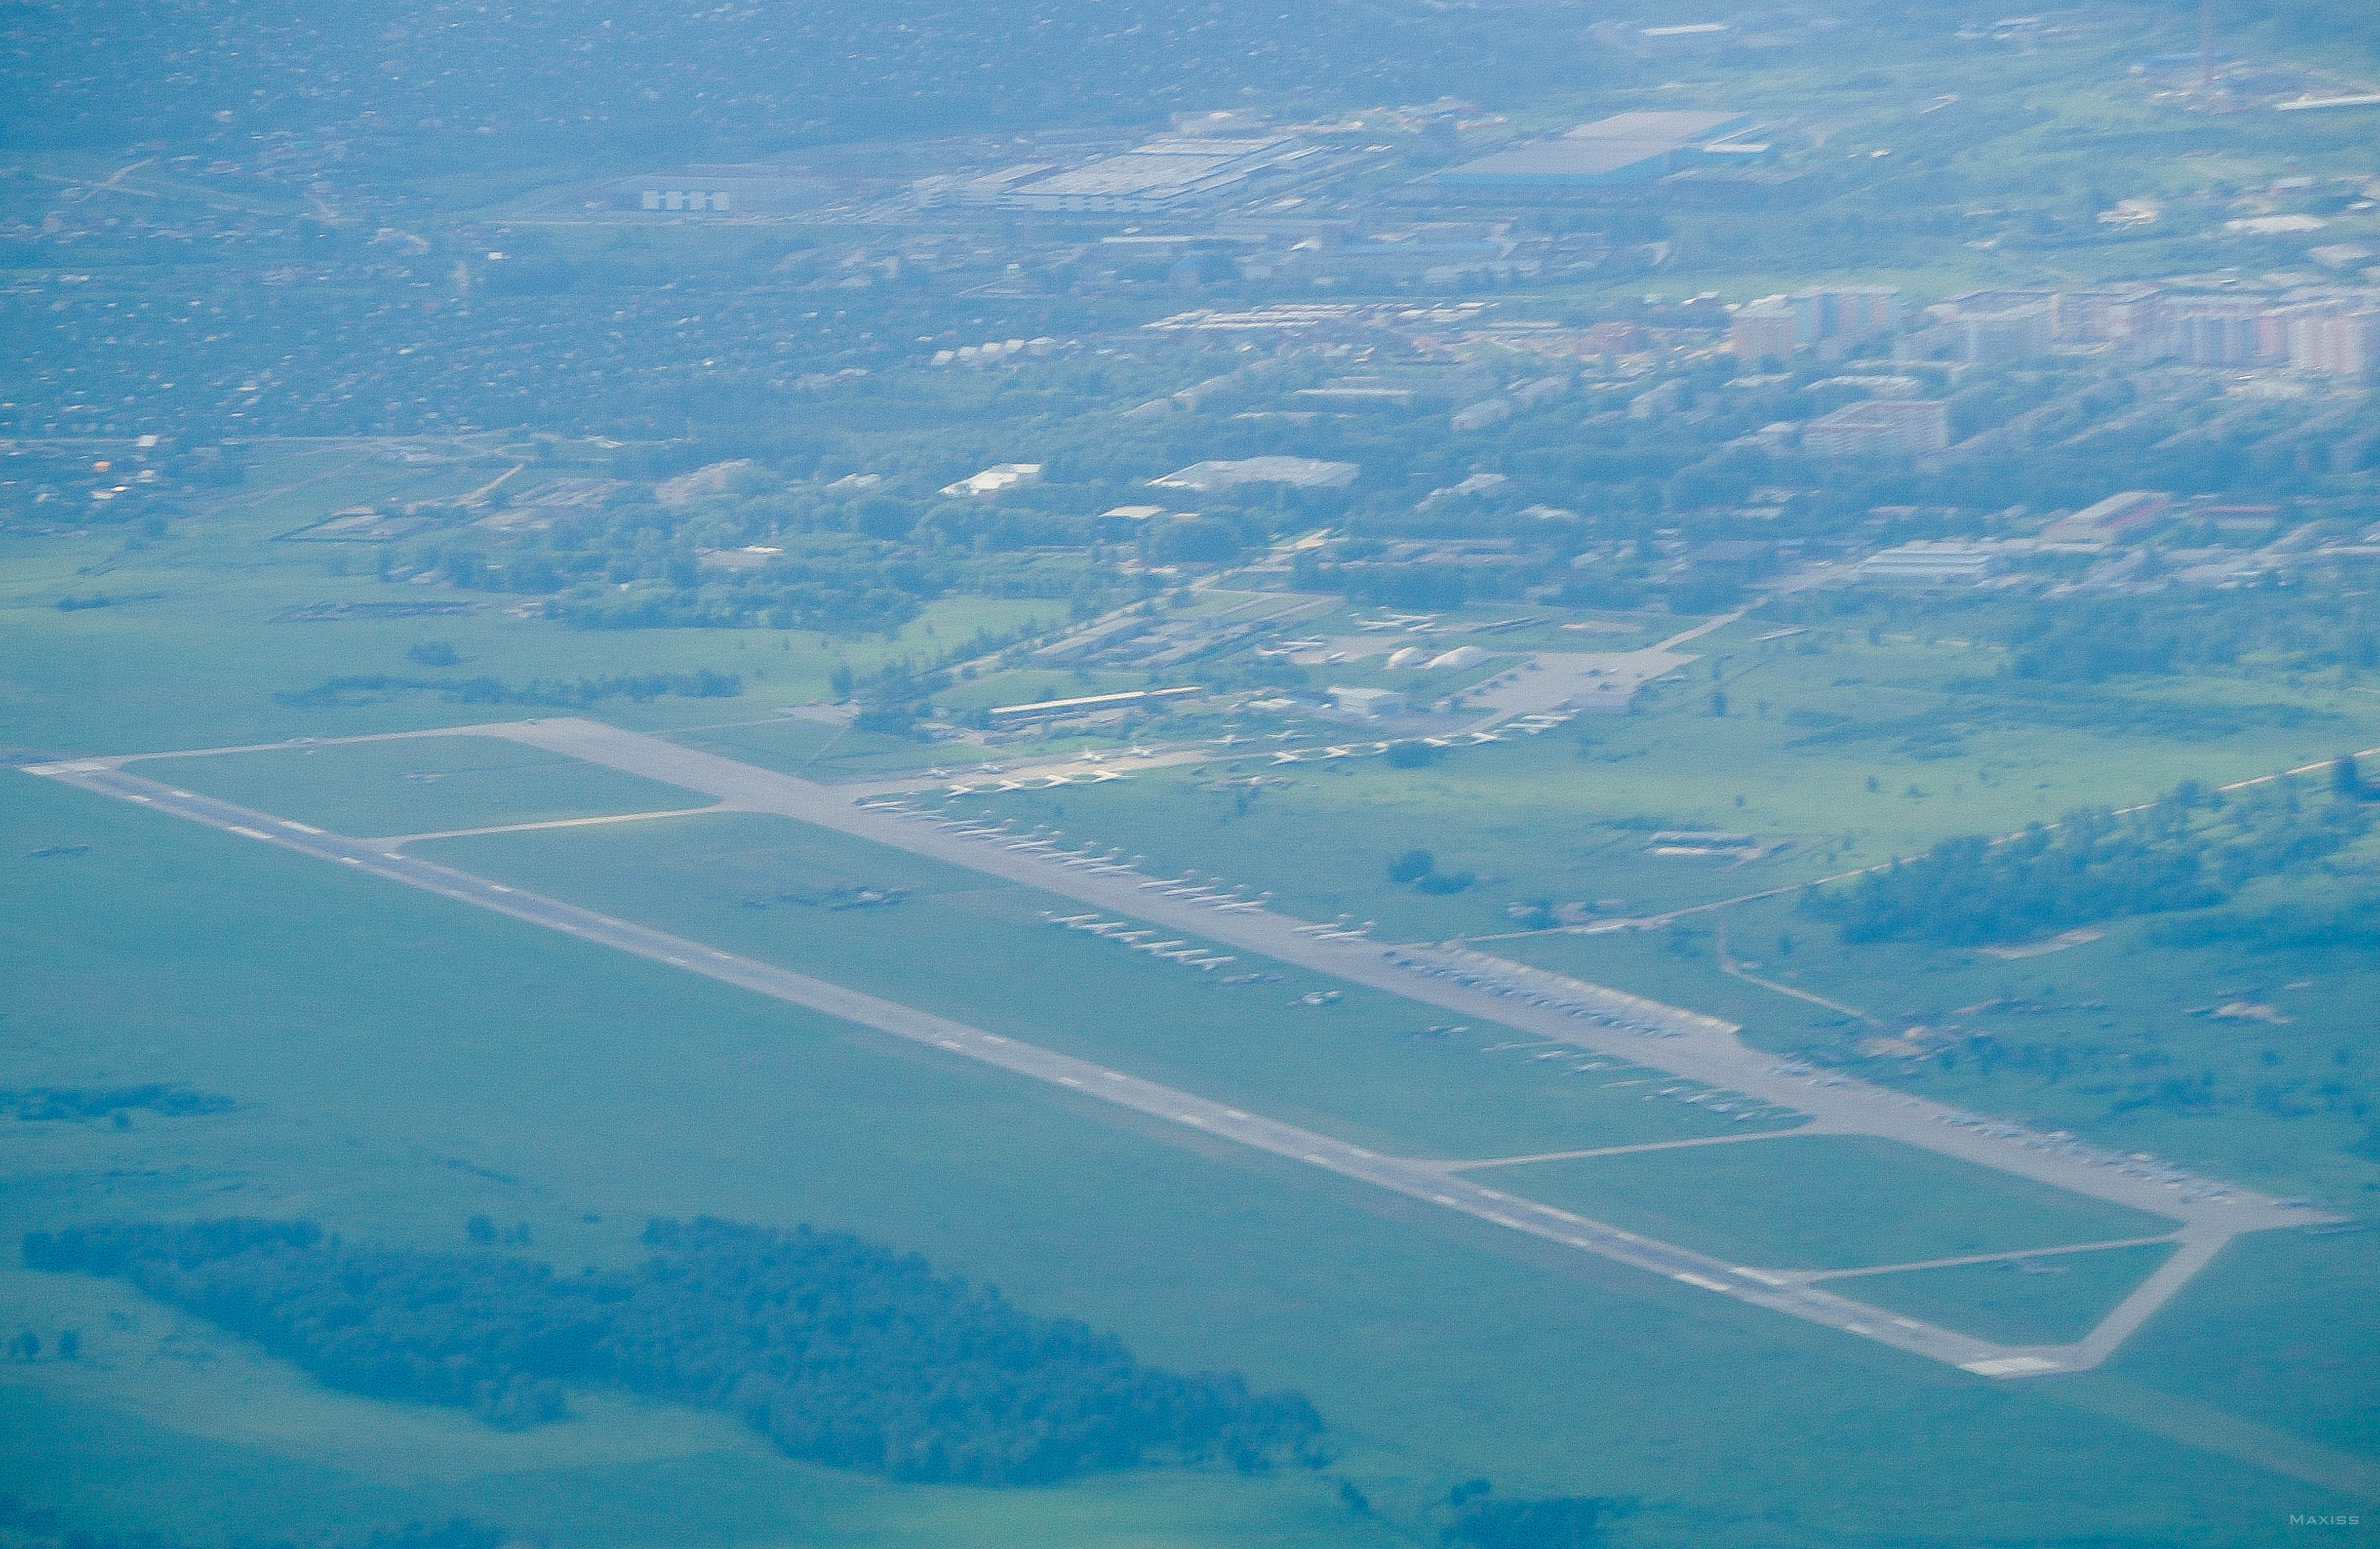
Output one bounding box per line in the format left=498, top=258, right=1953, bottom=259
left=1728, top=286, right=1901, bottom=364
left=1726, top=279, right=2380, bottom=381
left=1911, top=286, right=2380, bottom=376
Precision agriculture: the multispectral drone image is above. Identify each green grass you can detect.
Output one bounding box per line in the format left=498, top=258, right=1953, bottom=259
left=138, top=735, right=713, bottom=837
left=2097, top=1225, right=2380, bottom=1463
left=1494, top=870, right=2380, bottom=1209
left=1840, top=1241, right=2178, bottom=1345
left=954, top=622, right=2380, bottom=944
left=0, top=1379, right=1385, bottom=1549
left=0, top=480, right=1053, bottom=759
left=0, top=774, right=2359, bottom=1548
left=411, top=810, right=1803, bottom=1162
left=1491, top=1135, right=2179, bottom=1271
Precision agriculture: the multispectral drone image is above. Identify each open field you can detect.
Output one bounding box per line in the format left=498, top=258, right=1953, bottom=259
left=2096, top=1224, right=2380, bottom=1464
left=0, top=465, right=1056, bottom=759
left=137, top=735, right=712, bottom=838
left=1498, top=870, right=2380, bottom=1209
left=413, top=809, right=1800, bottom=1163
left=4, top=770, right=2371, bottom=1546
left=949, top=620, right=2380, bottom=943
left=1491, top=1135, right=2179, bottom=1273
left=1844, top=1241, right=2180, bottom=1347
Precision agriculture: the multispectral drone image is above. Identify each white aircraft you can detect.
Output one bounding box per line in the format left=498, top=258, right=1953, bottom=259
left=1134, top=940, right=1188, bottom=954
left=1271, top=750, right=1303, bottom=765
left=1090, top=768, right=1127, bottom=782
left=1046, top=913, right=1100, bottom=927
left=995, top=779, right=1026, bottom=791
left=946, top=784, right=978, bottom=796
left=926, top=767, right=949, bottom=778
left=1082, top=750, right=1107, bottom=763
left=1128, top=745, right=1156, bottom=758
left=1423, top=736, right=1452, bottom=747
left=1208, top=734, right=1242, bottom=747
left=1041, top=774, right=1075, bottom=786
left=1322, top=745, right=1352, bottom=759
left=1467, top=731, right=1502, bottom=744
left=976, top=762, right=1006, bottom=773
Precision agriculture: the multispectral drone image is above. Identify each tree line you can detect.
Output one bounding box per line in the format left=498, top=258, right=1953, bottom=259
left=23, top=1216, right=1324, bottom=1486
left=1801, top=781, right=2374, bottom=947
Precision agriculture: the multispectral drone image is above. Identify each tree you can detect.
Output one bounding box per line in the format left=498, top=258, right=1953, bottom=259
left=1388, top=849, right=1435, bottom=883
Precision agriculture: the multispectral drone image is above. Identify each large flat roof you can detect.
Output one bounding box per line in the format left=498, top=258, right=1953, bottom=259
left=1440, top=110, right=1754, bottom=186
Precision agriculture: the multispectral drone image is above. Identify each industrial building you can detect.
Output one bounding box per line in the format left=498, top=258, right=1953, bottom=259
left=938, top=463, right=1042, bottom=498
left=958, top=136, right=1324, bottom=213
left=1437, top=111, right=1758, bottom=188
left=1151, top=457, right=1359, bottom=492
left=1329, top=685, right=1408, bottom=718
left=1801, top=399, right=1950, bottom=456
left=1854, top=541, right=2003, bottom=584
left=2038, top=491, right=2171, bottom=547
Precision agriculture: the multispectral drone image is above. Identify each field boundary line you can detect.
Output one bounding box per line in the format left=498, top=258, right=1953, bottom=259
left=1799, top=1233, right=2184, bottom=1282
left=1445, top=1127, right=1819, bottom=1171
left=374, top=805, right=724, bottom=845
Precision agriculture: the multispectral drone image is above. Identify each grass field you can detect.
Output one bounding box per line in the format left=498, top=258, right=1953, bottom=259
left=0, top=465, right=1054, bottom=760
left=958, top=620, right=2380, bottom=943
left=1492, top=867, right=2380, bottom=1209
left=138, top=735, right=713, bottom=837
left=2094, top=1224, right=2380, bottom=1464
left=1842, top=1241, right=2179, bottom=1346
left=2, top=772, right=2364, bottom=1548
left=411, top=809, right=1803, bottom=1162
left=1490, top=1135, right=2179, bottom=1272
left=6, top=448, right=2378, bottom=1545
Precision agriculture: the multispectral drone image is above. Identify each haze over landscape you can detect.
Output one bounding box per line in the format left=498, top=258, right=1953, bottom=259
left=4, top=2, right=2380, bottom=1545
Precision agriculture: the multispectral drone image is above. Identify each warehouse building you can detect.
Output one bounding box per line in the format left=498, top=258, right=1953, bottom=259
left=1436, top=111, right=1758, bottom=188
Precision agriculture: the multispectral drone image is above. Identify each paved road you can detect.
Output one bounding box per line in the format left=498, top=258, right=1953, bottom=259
left=34, top=721, right=2339, bottom=1380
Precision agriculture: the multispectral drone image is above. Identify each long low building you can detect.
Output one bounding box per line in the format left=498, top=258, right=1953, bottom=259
left=987, top=686, right=1203, bottom=723
left=1437, top=111, right=1757, bottom=188
left=1802, top=399, right=1951, bottom=456
left=1151, top=456, right=1360, bottom=492
left=960, top=136, right=1326, bottom=213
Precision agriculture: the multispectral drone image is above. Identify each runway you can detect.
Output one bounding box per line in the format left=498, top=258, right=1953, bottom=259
left=23, top=722, right=2338, bottom=1383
